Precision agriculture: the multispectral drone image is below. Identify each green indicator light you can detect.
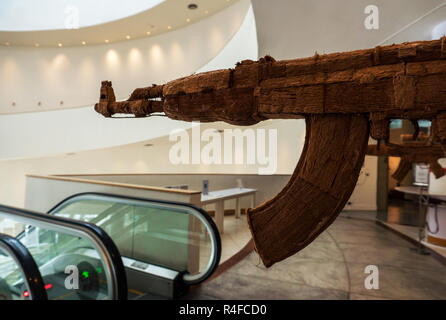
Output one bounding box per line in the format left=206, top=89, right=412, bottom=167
left=96, top=267, right=103, bottom=274
left=82, top=271, right=89, bottom=278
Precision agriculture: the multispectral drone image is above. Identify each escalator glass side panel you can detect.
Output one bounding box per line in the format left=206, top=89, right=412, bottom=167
left=0, top=233, right=47, bottom=300
left=0, top=205, right=127, bottom=300
left=50, top=193, right=221, bottom=285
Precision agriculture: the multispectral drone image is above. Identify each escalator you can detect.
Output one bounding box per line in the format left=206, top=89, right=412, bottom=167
left=0, top=205, right=128, bottom=300
left=0, top=233, right=46, bottom=300
left=2, top=192, right=221, bottom=300
left=47, top=193, right=221, bottom=299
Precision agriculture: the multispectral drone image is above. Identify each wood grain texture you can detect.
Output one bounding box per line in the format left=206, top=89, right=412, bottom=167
left=246, top=115, right=369, bottom=267
left=95, top=39, right=446, bottom=123
left=367, top=143, right=445, bottom=181
left=94, top=38, right=446, bottom=268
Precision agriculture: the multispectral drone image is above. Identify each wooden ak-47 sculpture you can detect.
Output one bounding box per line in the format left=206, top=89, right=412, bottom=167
left=95, top=39, right=446, bottom=268
left=367, top=138, right=445, bottom=182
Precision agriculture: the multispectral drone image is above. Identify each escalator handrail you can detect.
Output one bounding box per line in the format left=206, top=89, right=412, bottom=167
left=0, top=233, right=47, bottom=300
left=0, top=204, right=127, bottom=300
left=48, top=192, right=222, bottom=286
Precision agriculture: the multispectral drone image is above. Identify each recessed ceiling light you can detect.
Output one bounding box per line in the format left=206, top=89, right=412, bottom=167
left=146, top=31, right=151, bottom=35
left=105, top=39, right=109, bottom=43
left=82, top=41, right=86, bottom=45
left=186, top=18, right=191, bottom=22
left=204, top=10, right=209, bottom=14
left=126, top=35, right=131, bottom=39
left=5, top=42, right=10, bottom=46
left=188, top=3, right=198, bottom=10
left=34, top=43, right=40, bottom=47
left=58, top=43, right=62, bottom=47
left=167, top=25, right=172, bottom=30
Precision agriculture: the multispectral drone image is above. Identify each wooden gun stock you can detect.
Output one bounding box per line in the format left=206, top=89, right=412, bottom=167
left=95, top=39, right=446, bottom=267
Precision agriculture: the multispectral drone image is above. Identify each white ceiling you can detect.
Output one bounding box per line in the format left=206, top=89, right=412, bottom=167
left=0, top=0, right=241, bottom=47
left=252, top=0, right=446, bottom=60
left=0, top=0, right=165, bottom=31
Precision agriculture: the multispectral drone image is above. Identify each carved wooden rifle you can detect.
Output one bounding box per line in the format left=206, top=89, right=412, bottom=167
left=95, top=39, right=446, bottom=267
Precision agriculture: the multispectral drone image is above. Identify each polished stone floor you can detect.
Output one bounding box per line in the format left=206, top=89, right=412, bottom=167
left=381, top=197, right=423, bottom=227
left=219, top=214, right=252, bottom=262
left=188, top=211, right=446, bottom=300
left=381, top=221, right=446, bottom=260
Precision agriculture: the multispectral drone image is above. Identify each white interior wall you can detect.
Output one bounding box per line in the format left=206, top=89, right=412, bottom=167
left=0, top=0, right=251, bottom=113
left=0, top=117, right=376, bottom=211
left=0, top=3, right=263, bottom=208
left=25, top=175, right=201, bottom=214
left=64, top=174, right=293, bottom=212
left=252, top=0, right=446, bottom=59
left=0, top=0, right=251, bottom=160
left=248, top=0, right=446, bottom=211
left=0, top=118, right=300, bottom=208
left=68, top=169, right=378, bottom=212
left=0, top=0, right=165, bottom=31
left=2, top=0, right=429, bottom=211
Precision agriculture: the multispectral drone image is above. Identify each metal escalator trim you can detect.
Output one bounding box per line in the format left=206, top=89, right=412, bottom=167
left=0, top=233, right=47, bottom=300
left=48, top=192, right=222, bottom=285
left=0, top=204, right=127, bottom=300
